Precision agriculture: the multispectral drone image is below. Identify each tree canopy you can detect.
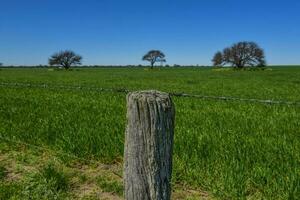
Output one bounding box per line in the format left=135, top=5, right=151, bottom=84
left=142, top=50, right=166, bottom=69
left=49, top=50, right=82, bottom=70
left=212, top=42, right=266, bottom=68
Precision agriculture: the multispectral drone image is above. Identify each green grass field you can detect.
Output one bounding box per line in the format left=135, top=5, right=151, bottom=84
left=0, top=67, right=300, bottom=199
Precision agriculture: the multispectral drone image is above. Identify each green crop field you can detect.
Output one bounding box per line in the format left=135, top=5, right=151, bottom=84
left=0, top=67, right=300, bottom=199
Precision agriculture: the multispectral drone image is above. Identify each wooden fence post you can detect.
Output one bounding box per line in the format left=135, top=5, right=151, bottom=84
left=124, top=90, right=175, bottom=200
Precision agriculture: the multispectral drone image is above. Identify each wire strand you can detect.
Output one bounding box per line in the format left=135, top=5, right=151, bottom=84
left=1, top=81, right=300, bottom=107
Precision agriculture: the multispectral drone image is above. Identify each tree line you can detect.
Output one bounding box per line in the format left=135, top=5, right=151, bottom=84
left=48, top=49, right=167, bottom=70
left=1, top=41, right=266, bottom=70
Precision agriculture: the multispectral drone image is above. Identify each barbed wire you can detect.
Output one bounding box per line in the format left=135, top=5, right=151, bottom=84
left=170, top=92, right=300, bottom=106
left=0, top=81, right=300, bottom=107
left=0, top=82, right=130, bottom=93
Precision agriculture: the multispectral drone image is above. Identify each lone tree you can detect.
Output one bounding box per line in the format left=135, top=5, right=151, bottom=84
left=142, top=50, right=166, bottom=69
left=49, top=50, right=82, bottom=70
left=212, top=42, right=266, bottom=68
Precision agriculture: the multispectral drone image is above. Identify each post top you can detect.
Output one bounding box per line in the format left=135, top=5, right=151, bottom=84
left=127, top=90, right=171, bottom=103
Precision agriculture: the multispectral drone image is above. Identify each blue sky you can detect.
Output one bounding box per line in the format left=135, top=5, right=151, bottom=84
left=1, top=0, right=300, bottom=65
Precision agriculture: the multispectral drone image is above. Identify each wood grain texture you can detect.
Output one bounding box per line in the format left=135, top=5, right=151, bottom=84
left=124, top=90, right=175, bottom=200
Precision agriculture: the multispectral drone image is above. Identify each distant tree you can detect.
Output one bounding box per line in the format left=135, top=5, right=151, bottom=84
left=142, top=50, right=166, bottom=69
left=48, top=50, right=82, bottom=70
left=212, top=51, right=223, bottom=67
left=0, top=63, right=2, bottom=66
left=213, top=42, right=266, bottom=68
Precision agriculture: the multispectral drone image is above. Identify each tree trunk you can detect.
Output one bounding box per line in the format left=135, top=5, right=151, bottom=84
left=124, top=90, right=175, bottom=200
left=151, top=61, right=155, bottom=69
left=63, top=64, right=70, bottom=70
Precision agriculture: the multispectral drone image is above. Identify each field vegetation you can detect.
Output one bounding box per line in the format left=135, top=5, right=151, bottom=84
left=0, top=67, right=300, bottom=199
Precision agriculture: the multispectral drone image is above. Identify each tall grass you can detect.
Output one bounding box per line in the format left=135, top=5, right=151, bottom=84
left=0, top=165, right=6, bottom=180
left=0, top=67, right=300, bottom=199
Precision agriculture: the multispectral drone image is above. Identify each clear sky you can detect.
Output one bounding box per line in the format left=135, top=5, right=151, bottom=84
left=1, top=0, right=300, bottom=66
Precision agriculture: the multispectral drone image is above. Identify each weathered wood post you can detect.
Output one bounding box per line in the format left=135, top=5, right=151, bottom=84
left=124, top=90, right=175, bottom=200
